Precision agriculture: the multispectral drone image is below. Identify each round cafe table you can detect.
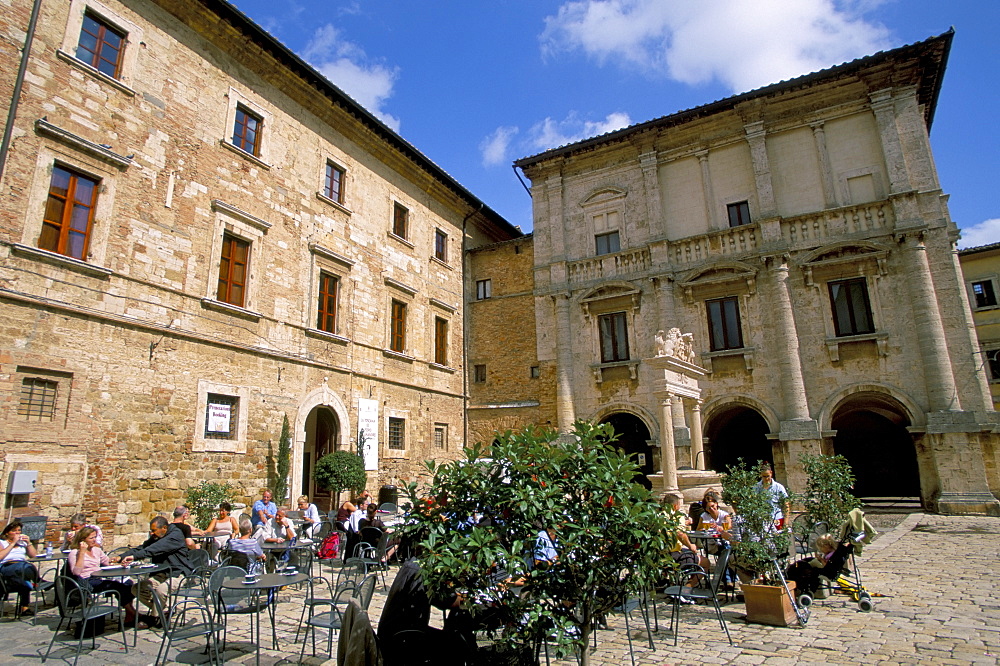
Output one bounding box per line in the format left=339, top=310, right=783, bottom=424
left=221, top=571, right=309, bottom=666
left=91, top=563, right=170, bottom=646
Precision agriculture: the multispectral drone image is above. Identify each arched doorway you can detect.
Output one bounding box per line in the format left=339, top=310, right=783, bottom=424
left=598, top=412, right=653, bottom=489
left=303, top=406, right=339, bottom=510
left=831, top=393, right=919, bottom=498
left=704, top=406, right=772, bottom=473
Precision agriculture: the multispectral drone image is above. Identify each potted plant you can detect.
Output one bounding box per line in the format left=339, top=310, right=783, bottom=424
left=721, top=459, right=800, bottom=627
left=794, top=453, right=861, bottom=539
left=397, top=422, right=678, bottom=665
left=314, top=450, right=366, bottom=510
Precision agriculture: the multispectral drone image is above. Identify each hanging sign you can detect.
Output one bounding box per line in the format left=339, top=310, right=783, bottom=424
left=357, top=398, right=379, bottom=471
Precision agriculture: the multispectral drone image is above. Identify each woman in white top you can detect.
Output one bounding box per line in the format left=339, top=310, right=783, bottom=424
left=205, top=502, right=239, bottom=549
left=297, top=496, right=322, bottom=540
left=0, top=521, right=38, bottom=616
left=697, top=491, right=732, bottom=572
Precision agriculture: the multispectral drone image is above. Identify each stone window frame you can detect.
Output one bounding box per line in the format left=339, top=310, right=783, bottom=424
left=828, top=277, right=876, bottom=337
left=12, top=366, right=74, bottom=435
left=15, top=139, right=127, bottom=275
left=705, top=295, right=745, bottom=351
left=726, top=199, right=753, bottom=227
left=476, top=279, right=492, bottom=300
left=220, top=87, right=273, bottom=169
left=305, top=243, right=354, bottom=343
left=580, top=282, right=641, bottom=382
left=677, top=261, right=759, bottom=373
left=384, top=409, right=409, bottom=458
left=981, top=346, right=1000, bottom=384
left=580, top=186, right=628, bottom=259
left=597, top=311, right=630, bottom=362
left=193, top=380, right=250, bottom=454
left=201, top=200, right=270, bottom=320
left=428, top=298, right=457, bottom=371
left=390, top=201, right=411, bottom=245
left=799, top=241, right=890, bottom=362
left=58, top=0, right=143, bottom=94
left=383, top=277, right=417, bottom=360
left=317, top=159, right=351, bottom=213
left=433, top=228, right=449, bottom=265
left=968, top=275, right=1000, bottom=311
left=433, top=422, right=448, bottom=451
left=232, top=104, right=263, bottom=157
left=473, top=364, right=487, bottom=383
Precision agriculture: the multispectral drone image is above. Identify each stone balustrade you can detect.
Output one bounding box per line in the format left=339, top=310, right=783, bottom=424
left=567, top=247, right=651, bottom=282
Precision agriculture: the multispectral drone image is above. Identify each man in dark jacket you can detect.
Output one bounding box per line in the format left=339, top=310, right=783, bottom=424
left=121, top=516, right=193, bottom=625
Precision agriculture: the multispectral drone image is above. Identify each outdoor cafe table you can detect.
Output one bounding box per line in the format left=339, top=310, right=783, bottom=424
left=220, top=571, right=309, bottom=666
left=91, top=562, right=170, bottom=646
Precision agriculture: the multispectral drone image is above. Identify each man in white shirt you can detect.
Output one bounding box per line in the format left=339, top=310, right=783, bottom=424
left=755, top=463, right=790, bottom=529
left=254, top=508, right=295, bottom=544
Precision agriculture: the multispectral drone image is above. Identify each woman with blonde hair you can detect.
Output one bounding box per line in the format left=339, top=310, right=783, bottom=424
left=69, top=527, right=140, bottom=627
left=297, top=495, right=322, bottom=539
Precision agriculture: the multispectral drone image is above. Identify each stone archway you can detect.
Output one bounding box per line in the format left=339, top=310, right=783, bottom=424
left=831, top=391, right=919, bottom=498
left=703, top=405, right=772, bottom=473
left=302, top=406, right=339, bottom=508
left=597, top=411, right=654, bottom=489
left=292, top=381, right=350, bottom=509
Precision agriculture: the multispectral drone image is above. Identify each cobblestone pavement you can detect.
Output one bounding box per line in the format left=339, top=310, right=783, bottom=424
left=1, top=513, right=997, bottom=665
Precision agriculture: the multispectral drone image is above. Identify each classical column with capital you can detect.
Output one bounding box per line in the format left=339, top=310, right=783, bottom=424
left=659, top=395, right=678, bottom=491
left=689, top=400, right=705, bottom=471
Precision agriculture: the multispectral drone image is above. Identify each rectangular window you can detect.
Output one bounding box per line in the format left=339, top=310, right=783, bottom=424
left=217, top=233, right=250, bottom=307
left=598, top=312, right=630, bottom=362
left=829, top=278, right=875, bottom=337
left=435, top=229, right=448, bottom=262
left=390, top=300, right=407, bottom=353
left=434, top=423, right=447, bottom=450
left=473, top=364, right=486, bottom=383
left=595, top=231, right=621, bottom=256
left=76, top=12, right=125, bottom=78
left=40, top=165, right=99, bottom=260
left=706, top=297, right=743, bottom=351
left=392, top=202, right=408, bottom=239
left=727, top=201, right=751, bottom=227
left=434, top=317, right=449, bottom=366
left=388, top=417, right=405, bottom=450
left=476, top=279, right=492, bottom=300
left=987, top=350, right=1000, bottom=382
left=205, top=393, right=238, bottom=440
left=18, top=378, right=58, bottom=421
left=232, top=104, right=262, bottom=156
left=324, top=162, right=345, bottom=203
left=317, top=272, right=339, bottom=333
left=972, top=280, right=998, bottom=309
left=530, top=365, right=540, bottom=379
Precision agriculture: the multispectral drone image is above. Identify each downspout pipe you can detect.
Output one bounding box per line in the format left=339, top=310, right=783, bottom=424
left=461, top=204, right=483, bottom=448
left=0, top=0, right=44, bottom=185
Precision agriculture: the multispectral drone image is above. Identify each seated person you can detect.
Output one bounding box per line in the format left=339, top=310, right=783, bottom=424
left=358, top=503, right=386, bottom=531
left=0, top=521, right=39, bottom=616
left=225, top=519, right=266, bottom=570
left=120, top=516, right=194, bottom=626
left=785, top=533, right=843, bottom=595
left=347, top=498, right=371, bottom=534
left=296, top=495, right=322, bottom=540
left=205, top=502, right=239, bottom=550
left=62, top=513, right=103, bottom=550
left=69, top=527, right=139, bottom=626
left=533, top=526, right=558, bottom=567
left=171, top=506, right=202, bottom=550
left=662, top=492, right=700, bottom=571
left=254, top=508, right=295, bottom=544
left=334, top=499, right=357, bottom=527
left=696, top=491, right=731, bottom=571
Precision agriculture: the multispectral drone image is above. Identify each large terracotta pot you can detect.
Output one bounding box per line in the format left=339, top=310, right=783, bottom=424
left=742, top=581, right=798, bottom=626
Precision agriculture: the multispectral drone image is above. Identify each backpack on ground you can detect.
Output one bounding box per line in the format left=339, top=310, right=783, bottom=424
left=316, top=531, right=340, bottom=560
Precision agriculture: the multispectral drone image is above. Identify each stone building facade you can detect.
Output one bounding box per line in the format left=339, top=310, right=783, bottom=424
left=0, top=0, right=518, bottom=543
left=958, top=243, right=1000, bottom=410
left=470, top=32, right=1000, bottom=514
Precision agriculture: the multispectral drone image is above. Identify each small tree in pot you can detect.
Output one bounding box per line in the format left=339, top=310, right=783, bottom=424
left=314, top=450, right=366, bottom=505
left=795, top=453, right=860, bottom=537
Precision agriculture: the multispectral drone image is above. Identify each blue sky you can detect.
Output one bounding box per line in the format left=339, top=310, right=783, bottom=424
left=230, top=0, right=999, bottom=247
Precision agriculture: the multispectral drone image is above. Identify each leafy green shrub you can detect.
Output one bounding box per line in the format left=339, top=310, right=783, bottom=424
left=314, top=450, right=366, bottom=496
left=796, top=453, right=861, bottom=535
left=721, top=459, right=791, bottom=584
left=397, top=421, right=677, bottom=664
left=185, top=481, right=239, bottom=529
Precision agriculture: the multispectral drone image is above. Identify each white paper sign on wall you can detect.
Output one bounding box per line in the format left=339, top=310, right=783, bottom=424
left=357, top=398, right=379, bottom=471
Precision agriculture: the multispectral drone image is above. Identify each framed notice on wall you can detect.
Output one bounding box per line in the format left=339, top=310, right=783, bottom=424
left=357, top=398, right=379, bottom=471
left=207, top=402, right=231, bottom=433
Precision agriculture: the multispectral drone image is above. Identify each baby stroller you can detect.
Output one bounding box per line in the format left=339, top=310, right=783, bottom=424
left=785, top=509, right=875, bottom=612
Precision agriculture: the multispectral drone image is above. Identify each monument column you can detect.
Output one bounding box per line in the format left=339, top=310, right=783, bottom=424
left=689, top=400, right=705, bottom=471
left=552, top=293, right=577, bottom=431
left=659, top=395, right=678, bottom=491
left=769, top=256, right=811, bottom=421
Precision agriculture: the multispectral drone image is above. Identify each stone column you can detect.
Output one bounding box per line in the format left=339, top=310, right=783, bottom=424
left=770, top=257, right=811, bottom=421
left=696, top=150, right=718, bottom=230
left=902, top=236, right=960, bottom=411
left=640, top=149, right=663, bottom=234
left=552, top=293, right=577, bottom=431
left=869, top=90, right=912, bottom=194
left=672, top=394, right=691, bottom=468
left=745, top=121, right=777, bottom=218
left=659, top=396, right=678, bottom=491
left=810, top=122, right=838, bottom=208
left=689, top=400, right=705, bottom=470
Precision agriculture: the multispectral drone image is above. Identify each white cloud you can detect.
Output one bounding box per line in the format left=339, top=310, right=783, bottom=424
left=480, top=126, right=520, bottom=167
left=541, top=0, right=891, bottom=92
left=528, top=111, right=632, bottom=153
left=959, top=219, right=1000, bottom=250
left=303, top=24, right=401, bottom=131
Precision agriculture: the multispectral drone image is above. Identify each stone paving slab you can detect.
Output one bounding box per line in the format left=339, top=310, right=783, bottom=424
left=1, top=513, right=998, bottom=664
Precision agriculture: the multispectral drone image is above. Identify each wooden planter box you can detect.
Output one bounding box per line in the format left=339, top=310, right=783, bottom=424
left=743, top=581, right=798, bottom=627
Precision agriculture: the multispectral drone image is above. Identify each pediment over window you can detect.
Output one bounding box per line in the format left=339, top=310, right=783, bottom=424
left=579, top=281, right=641, bottom=318
left=580, top=186, right=626, bottom=208
left=677, top=261, right=757, bottom=304
left=798, top=241, right=889, bottom=286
